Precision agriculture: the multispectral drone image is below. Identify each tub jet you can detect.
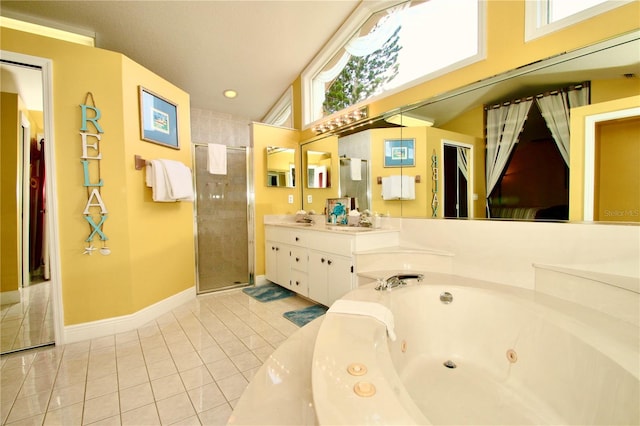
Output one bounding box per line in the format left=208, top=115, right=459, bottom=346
left=443, top=360, right=457, bottom=369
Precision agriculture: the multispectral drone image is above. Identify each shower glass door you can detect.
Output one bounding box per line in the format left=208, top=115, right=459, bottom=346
left=194, top=145, right=252, bottom=293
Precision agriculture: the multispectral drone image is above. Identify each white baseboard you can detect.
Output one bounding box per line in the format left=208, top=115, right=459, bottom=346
left=0, top=290, right=20, bottom=305
left=64, top=286, right=195, bottom=344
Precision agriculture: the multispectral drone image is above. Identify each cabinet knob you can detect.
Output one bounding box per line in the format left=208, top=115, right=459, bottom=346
left=328, top=260, right=333, bottom=265
left=295, top=237, right=300, bottom=241
left=296, top=281, right=300, bottom=286
left=295, top=257, right=300, bottom=262
left=275, top=247, right=279, bottom=251
left=321, top=258, right=325, bottom=263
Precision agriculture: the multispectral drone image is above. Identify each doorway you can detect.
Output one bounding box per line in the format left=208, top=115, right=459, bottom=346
left=193, top=144, right=253, bottom=293
left=1, top=53, right=61, bottom=354
left=442, top=141, right=473, bottom=218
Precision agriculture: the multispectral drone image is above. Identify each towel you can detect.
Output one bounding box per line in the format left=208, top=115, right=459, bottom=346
left=159, top=159, right=194, bottom=201
left=146, top=160, right=194, bottom=202
left=350, top=158, right=361, bottom=181
left=328, top=300, right=396, bottom=341
left=147, top=160, right=173, bottom=202
left=208, top=143, right=227, bottom=175
left=382, top=175, right=415, bottom=200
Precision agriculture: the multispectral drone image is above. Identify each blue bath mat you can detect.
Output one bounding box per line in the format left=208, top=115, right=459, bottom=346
left=283, top=305, right=328, bottom=327
left=242, top=283, right=294, bottom=303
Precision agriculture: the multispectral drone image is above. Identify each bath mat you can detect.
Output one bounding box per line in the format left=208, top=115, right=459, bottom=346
left=283, top=305, right=328, bottom=327
left=242, top=283, right=294, bottom=303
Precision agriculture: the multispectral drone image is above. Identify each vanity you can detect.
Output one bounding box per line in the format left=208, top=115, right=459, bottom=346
left=265, top=221, right=399, bottom=306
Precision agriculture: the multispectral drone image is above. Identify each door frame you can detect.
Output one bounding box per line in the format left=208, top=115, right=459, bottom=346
left=441, top=139, right=474, bottom=219
left=2, top=50, right=64, bottom=345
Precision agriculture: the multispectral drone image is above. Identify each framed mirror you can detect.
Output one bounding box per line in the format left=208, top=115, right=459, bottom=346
left=266, top=146, right=296, bottom=188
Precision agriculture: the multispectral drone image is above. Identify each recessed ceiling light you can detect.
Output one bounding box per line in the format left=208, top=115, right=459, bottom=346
left=223, top=89, right=237, bottom=99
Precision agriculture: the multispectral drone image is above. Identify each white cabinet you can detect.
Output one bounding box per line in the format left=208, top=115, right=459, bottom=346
left=265, top=224, right=399, bottom=306
left=308, top=250, right=353, bottom=306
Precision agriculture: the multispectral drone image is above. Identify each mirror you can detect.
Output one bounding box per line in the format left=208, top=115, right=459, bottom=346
left=266, top=146, right=295, bottom=187
left=306, top=150, right=331, bottom=188
left=300, top=32, right=640, bottom=222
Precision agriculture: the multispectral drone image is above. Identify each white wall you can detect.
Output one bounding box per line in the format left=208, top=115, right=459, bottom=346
left=398, top=218, right=639, bottom=290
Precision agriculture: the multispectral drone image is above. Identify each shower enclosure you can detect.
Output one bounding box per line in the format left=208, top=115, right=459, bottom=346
left=193, top=144, right=253, bottom=293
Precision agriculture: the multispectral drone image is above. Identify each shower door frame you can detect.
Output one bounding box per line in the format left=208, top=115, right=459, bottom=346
left=192, top=144, right=254, bottom=294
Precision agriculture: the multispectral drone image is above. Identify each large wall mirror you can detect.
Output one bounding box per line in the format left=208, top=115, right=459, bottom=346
left=266, top=146, right=296, bottom=188
left=300, top=31, right=640, bottom=223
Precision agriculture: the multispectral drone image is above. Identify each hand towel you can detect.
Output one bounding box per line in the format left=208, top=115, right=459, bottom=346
left=328, top=299, right=396, bottom=341
left=381, top=175, right=401, bottom=200
left=401, top=175, right=415, bottom=200
left=350, top=158, right=361, bottom=181
left=208, top=143, right=227, bottom=175
left=159, top=159, right=194, bottom=201
left=147, top=160, right=173, bottom=202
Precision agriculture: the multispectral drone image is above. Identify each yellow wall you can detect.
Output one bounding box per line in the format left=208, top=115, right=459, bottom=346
left=1, top=92, right=20, bottom=294
left=569, top=95, right=640, bottom=221
left=594, top=116, right=640, bottom=222
left=1, top=27, right=194, bottom=325
left=252, top=123, right=301, bottom=276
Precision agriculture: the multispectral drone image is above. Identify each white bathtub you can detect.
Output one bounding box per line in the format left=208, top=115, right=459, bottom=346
left=312, top=273, right=639, bottom=425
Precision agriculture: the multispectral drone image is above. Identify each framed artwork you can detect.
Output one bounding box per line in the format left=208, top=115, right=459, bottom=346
left=326, top=197, right=350, bottom=225
left=139, top=86, right=179, bottom=149
left=384, top=138, right=415, bottom=167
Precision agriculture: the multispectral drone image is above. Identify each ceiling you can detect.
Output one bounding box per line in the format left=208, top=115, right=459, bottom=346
left=1, top=0, right=360, bottom=121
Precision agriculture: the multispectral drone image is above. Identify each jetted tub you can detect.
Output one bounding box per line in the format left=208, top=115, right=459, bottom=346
left=312, top=273, right=639, bottom=425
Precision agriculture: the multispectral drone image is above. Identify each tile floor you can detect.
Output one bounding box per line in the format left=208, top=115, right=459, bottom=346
left=1, top=280, right=54, bottom=354
left=1, top=288, right=314, bottom=425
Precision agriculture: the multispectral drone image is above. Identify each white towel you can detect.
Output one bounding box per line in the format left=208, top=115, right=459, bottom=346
left=159, top=159, right=194, bottom=201
left=382, top=175, right=415, bottom=200
left=328, top=300, right=396, bottom=341
left=147, top=160, right=173, bottom=202
left=350, top=158, right=361, bottom=181
left=400, top=175, right=415, bottom=200
left=208, top=143, right=227, bottom=175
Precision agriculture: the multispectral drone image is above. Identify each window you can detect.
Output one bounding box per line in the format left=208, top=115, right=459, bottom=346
left=525, top=0, right=632, bottom=41
left=302, top=0, right=483, bottom=126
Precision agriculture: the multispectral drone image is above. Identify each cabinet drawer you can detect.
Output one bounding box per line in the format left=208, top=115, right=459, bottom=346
left=290, top=247, right=308, bottom=272
left=290, top=270, right=308, bottom=295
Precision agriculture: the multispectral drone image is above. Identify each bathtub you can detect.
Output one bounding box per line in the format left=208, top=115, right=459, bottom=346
left=312, top=273, right=639, bottom=425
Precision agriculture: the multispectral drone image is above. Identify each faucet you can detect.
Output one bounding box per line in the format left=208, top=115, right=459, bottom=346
left=375, top=273, right=424, bottom=291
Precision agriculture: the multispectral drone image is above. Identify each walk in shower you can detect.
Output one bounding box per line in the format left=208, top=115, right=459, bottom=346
left=193, top=144, right=253, bottom=293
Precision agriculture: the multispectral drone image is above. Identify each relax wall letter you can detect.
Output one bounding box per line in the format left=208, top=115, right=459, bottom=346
left=80, top=94, right=110, bottom=255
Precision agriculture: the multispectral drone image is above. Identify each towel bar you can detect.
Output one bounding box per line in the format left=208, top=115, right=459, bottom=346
left=134, top=155, right=149, bottom=170
left=377, top=175, right=421, bottom=184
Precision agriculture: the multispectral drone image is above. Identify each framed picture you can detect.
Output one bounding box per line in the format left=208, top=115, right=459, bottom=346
left=139, top=86, right=179, bottom=149
left=384, top=138, right=415, bottom=167
left=326, top=197, right=350, bottom=225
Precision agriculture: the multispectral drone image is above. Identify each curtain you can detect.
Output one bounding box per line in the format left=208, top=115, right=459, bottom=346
left=457, top=147, right=469, bottom=181
left=312, top=9, right=404, bottom=119
left=536, top=84, right=589, bottom=165
left=485, top=100, right=533, bottom=211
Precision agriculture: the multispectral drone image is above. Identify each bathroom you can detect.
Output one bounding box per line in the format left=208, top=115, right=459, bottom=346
left=1, top=0, right=639, bottom=424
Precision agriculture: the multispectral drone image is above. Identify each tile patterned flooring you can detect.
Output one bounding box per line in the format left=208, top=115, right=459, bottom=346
left=1, top=280, right=54, bottom=354
left=1, top=288, right=314, bottom=425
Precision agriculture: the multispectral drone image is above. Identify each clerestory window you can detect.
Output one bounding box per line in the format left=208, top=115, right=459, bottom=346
left=302, top=0, right=483, bottom=126
left=525, top=0, right=632, bottom=41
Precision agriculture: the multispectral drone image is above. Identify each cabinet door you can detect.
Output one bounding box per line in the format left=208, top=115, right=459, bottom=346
left=308, top=251, right=329, bottom=306
left=290, top=269, right=308, bottom=296
left=277, top=246, right=291, bottom=286
left=265, top=241, right=279, bottom=283
left=326, top=255, right=353, bottom=306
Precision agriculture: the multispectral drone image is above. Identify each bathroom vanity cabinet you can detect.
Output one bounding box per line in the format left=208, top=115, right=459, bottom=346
left=264, top=224, right=399, bottom=306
